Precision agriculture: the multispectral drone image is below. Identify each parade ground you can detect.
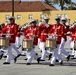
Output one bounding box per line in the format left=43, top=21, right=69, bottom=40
left=0, top=36, right=76, bottom=75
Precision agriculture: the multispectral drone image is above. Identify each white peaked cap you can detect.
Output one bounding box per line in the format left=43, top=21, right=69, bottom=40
left=57, top=15, right=61, bottom=18
left=44, top=17, right=50, bottom=20
left=55, top=16, right=60, bottom=20
left=9, top=16, right=15, bottom=20
left=30, top=19, right=37, bottom=23
left=61, top=17, right=67, bottom=21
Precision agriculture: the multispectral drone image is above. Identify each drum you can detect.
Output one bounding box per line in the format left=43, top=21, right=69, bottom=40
left=22, top=39, right=33, bottom=49
left=0, top=37, right=10, bottom=47
left=46, top=38, right=56, bottom=49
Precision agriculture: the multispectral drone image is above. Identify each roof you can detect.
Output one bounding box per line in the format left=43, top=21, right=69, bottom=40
left=0, top=1, right=57, bottom=12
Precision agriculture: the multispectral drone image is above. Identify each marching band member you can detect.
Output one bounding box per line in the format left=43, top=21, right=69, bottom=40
left=2, top=17, right=21, bottom=64
left=69, top=22, right=75, bottom=53
left=21, top=19, right=39, bottom=65
left=16, top=24, right=21, bottom=49
left=20, top=24, right=29, bottom=56
left=21, top=23, right=33, bottom=57
left=49, top=16, right=64, bottom=66
left=37, top=17, right=52, bottom=63
left=58, top=17, right=70, bottom=62
left=70, top=22, right=76, bottom=59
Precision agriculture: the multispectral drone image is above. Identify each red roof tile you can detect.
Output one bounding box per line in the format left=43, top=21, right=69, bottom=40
left=0, top=1, right=57, bottom=12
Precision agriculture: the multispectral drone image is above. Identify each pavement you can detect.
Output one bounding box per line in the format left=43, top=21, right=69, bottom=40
left=0, top=36, right=76, bottom=75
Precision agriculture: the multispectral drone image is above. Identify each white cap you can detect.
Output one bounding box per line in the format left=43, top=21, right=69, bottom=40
left=61, top=17, right=67, bottom=21
left=55, top=16, right=60, bottom=20
left=44, top=17, right=50, bottom=20
left=9, top=16, right=15, bottom=20
left=30, top=19, right=37, bottom=23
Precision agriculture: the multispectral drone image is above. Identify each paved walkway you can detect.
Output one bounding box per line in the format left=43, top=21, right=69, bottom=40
left=0, top=36, right=76, bottom=75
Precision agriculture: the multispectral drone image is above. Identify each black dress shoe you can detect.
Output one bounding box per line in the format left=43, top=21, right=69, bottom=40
left=67, top=55, right=70, bottom=62
left=37, top=57, right=45, bottom=64
left=3, top=56, right=7, bottom=58
left=35, top=53, right=38, bottom=56
left=71, top=57, right=76, bottom=59
left=24, top=58, right=28, bottom=60
left=70, top=48, right=73, bottom=50
left=20, top=54, right=26, bottom=56
left=0, top=54, right=3, bottom=60
left=59, top=61, right=63, bottom=65
left=14, top=54, right=21, bottom=63
left=1, top=51, right=4, bottom=53
left=26, top=63, right=31, bottom=65
left=16, top=54, right=21, bottom=58
left=14, top=57, right=17, bottom=63
left=48, top=53, right=52, bottom=60
left=55, top=59, right=59, bottom=62
left=70, top=55, right=74, bottom=57
left=37, top=57, right=41, bottom=64
left=49, top=64, right=54, bottom=66
left=3, top=62, right=10, bottom=64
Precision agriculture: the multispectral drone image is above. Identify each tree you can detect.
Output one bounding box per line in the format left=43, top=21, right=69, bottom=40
left=64, top=2, right=76, bottom=10
left=44, top=0, right=53, bottom=5
left=68, top=2, right=76, bottom=10
left=52, top=0, right=72, bottom=10
left=44, top=0, right=76, bottom=10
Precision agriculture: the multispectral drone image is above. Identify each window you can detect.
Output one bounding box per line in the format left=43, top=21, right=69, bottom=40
left=40, top=14, right=45, bottom=19
left=28, top=14, right=33, bottom=20
left=17, top=15, right=21, bottom=20
left=6, top=15, right=10, bottom=20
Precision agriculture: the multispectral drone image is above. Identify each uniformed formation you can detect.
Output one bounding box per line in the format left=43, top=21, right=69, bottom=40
left=0, top=16, right=76, bottom=66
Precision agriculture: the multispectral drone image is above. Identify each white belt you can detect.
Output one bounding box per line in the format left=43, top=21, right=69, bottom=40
left=41, top=33, right=47, bottom=35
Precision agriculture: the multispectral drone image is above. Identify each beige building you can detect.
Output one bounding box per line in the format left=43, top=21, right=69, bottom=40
left=0, top=0, right=76, bottom=25
left=0, top=0, right=57, bottom=25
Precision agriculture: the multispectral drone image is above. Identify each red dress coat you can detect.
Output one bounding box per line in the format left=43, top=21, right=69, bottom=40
left=2, top=23, right=18, bottom=43
left=70, top=25, right=76, bottom=41
left=38, top=24, right=48, bottom=42
left=49, top=23, right=64, bottom=44
left=23, top=26, right=39, bottom=45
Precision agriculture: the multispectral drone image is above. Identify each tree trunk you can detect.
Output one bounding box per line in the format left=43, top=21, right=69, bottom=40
left=60, top=4, right=64, bottom=10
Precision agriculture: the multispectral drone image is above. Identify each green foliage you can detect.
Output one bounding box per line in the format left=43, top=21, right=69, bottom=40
left=44, top=0, right=76, bottom=10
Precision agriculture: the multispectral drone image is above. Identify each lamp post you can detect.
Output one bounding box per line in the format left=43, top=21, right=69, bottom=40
left=12, top=0, right=14, bottom=17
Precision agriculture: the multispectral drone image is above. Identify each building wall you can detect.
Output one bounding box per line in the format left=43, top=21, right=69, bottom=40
left=50, top=10, right=76, bottom=24
left=0, top=10, right=76, bottom=25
